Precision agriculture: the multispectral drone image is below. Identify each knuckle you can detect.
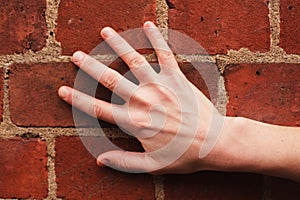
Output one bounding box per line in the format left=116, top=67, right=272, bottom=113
left=135, top=121, right=148, bottom=129
left=79, top=56, right=92, bottom=70
left=120, top=151, right=130, bottom=169
left=133, top=116, right=152, bottom=130
left=129, top=55, right=146, bottom=68
left=103, top=71, right=119, bottom=90
left=156, top=85, right=173, bottom=100
left=93, top=102, right=103, bottom=118
left=110, top=36, right=123, bottom=48
left=160, top=50, right=174, bottom=59
left=71, top=92, right=79, bottom=105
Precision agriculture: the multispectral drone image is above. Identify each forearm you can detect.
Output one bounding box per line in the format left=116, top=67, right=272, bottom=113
left=219, top=117, right=300, bottom=181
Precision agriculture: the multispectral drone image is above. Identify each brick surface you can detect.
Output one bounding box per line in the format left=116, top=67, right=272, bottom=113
left=179, top=62, right=219, bottom=101
left=9, top=60, right=214, bottom=127
left=10, top=62, right=79, bottom=127
left=168, top=0, right=270, bottom=54
left=0, top=69, right=4, bottom=122
left=280, top=0, right=300, bottom=54
left=225, top=64, right=300, bottom=126
left=0, top=0, right=47, bottom=55
left=271, top=177, right=300, bottom=200
left=9, top=62, right=118, bottom=127
left=0, top=138, right=48, bottom=199
left=55, top=136, right=155, bottom=200
left=56, top=0, right=156, bottom=55
left=165, top=172, right=264, bottom=199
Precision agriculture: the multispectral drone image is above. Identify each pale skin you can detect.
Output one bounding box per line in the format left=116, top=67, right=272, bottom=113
left=58, top=21, right=300, bottom=181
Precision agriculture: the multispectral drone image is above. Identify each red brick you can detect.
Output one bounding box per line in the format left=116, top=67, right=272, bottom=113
left=225, top=64, right=300, bottom=126
left=0, top=0, right=47, bottom=55
left=271, top=177, right=300, bottom=199
left=280, top=0, right=300, bottom=54
left=168, top=0, right=270, bottom=54
left=55, top=0, right=156, bottom=55
left=55, top=136, right=155, bottom=200
left=0, top=69, right=4, bottom=122
left=9, top=62, right=78, bottom=127
left=165, top=172, right=264, bottom=199
left=9, top=62, right=119, bottom=127
left=179, top=62, right=219, bottom=101
left=0, top=138, right=48, bottom=199
left=9, top=60, right=214, bottom=127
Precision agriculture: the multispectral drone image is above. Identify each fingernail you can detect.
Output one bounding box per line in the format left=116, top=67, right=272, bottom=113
left=72, top=51, right=84, bottom=63
left=97, top=159, right=109, bottom=167
left=145, top=21, right=156, bottom=28
left=101, top=27, right=114, bottom=38
left=58, top=87, right=69, bottom=98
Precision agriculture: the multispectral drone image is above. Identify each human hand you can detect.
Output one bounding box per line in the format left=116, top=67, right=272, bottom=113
left=58, top=21, right=228, bottom=174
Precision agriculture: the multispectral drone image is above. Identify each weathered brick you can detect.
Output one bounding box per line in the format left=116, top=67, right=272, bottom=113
left=9, top=62, right=118, bottom=127
left=0, top=138, right=48, bottom=199
left=55, top=0, right=156, bottom=55
left=280, top=0, right=300, bottom=54
left=0, top=69, right=4, bottom=122
left=179, top=62, right=219, bottom=101
left=10, top=62, right=79, bottom=127
left=55, top=136, right=155, bottom=200
left=271, top=177, right=300, bottom=200
left=225, top=64, right=300, bottom=126
left=165, top=172, right=264, bottom=199
left=0, top=0, right=47, bottom=55
left=9, top=60, right=214, bottom=127
left=168, top=0, right=270, bottom=54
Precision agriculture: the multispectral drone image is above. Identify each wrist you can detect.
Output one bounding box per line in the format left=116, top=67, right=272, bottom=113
left=201, top=116, right=262, bottom=172
left=199, top=115, right=300, bottom=181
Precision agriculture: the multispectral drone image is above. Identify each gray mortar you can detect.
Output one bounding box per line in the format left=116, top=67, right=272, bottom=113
left=153, top=175, right=165, bottom=200
left=269, top=0, right=280, bottom=48
left=156, top=0, right=168, bottom=29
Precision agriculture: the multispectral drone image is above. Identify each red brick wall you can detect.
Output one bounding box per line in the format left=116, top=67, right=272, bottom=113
left=0, top=0, right=299, bottom=199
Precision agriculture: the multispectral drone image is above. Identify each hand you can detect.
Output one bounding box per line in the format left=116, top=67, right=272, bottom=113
left=58, top=21, right=230, bottom=174
left=58, top=21, right=300, bottom=181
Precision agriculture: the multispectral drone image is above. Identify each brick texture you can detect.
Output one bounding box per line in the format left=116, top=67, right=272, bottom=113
left=0, top=0, right=47, bottom=55
left=280, top=0, right=300, bottom=54
left=9, top=62, right=80, bottom=127
left=0, top=69, right=4, bottom=122
left=0, top=138, right=48, bottom=199
left=9, top=62, right=117, bottom=127
left=225, top=64, right=300, bottom=126
left=55, top=0, right=156, bottom=55
left=165, top=172, right=264, bottom=199
left=168, top=0, right=270, bottom=54
left=9, top=61, right=212, bottom=127
left=55, top=136, right=155, bottom=200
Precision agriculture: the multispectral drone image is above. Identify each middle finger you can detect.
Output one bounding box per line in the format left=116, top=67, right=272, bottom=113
left=101, top=27, right=157, bottom=83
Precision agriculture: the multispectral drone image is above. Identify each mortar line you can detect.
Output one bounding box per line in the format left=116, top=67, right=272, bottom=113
left=0, top=125, right=134, bottom=139
left=44, top=0, right=62, bottom=56
left=2, top=65, right=10, bottom=127
left=156, top=0, right=168, bottom=29
left=153, top=176, right=165, bottom=200
left=46, top=135, right=57, bottom=200
left=269, top=0, right=281, bottom=50
left=216, top=76, right=228, bottom=116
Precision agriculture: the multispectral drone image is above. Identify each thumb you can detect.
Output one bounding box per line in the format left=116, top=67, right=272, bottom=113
left=97, top=150, right=155, bottom=173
